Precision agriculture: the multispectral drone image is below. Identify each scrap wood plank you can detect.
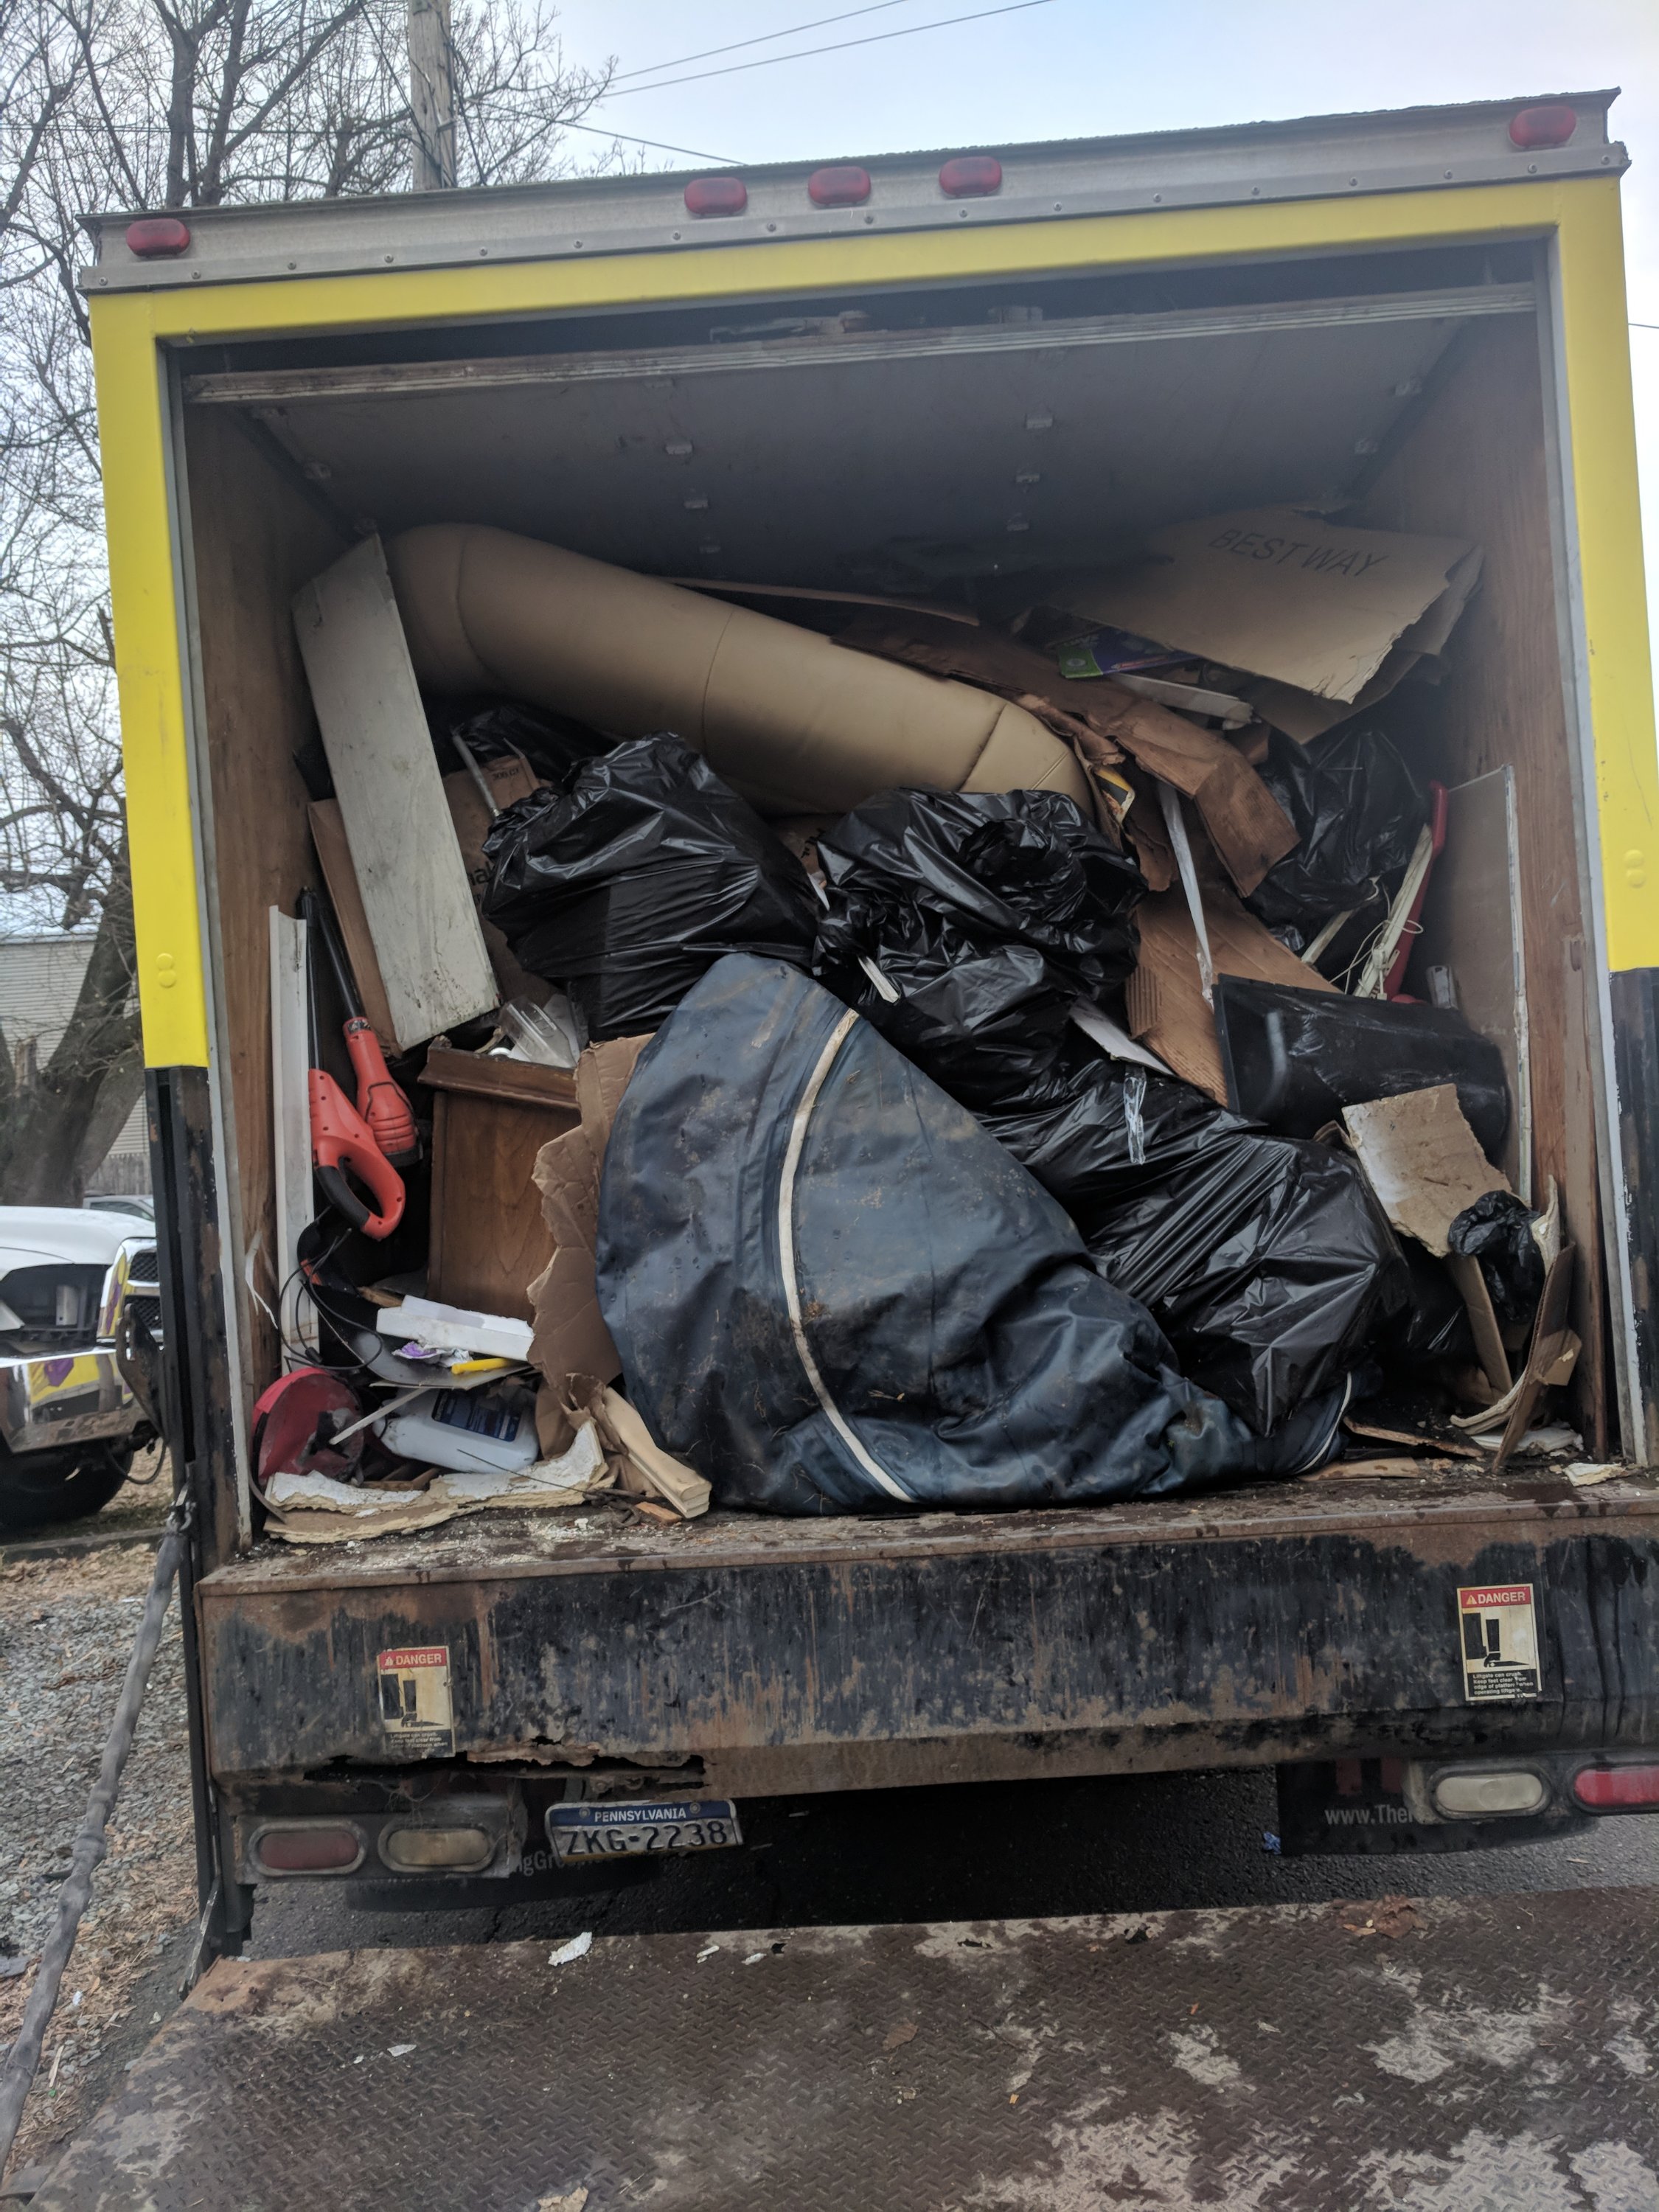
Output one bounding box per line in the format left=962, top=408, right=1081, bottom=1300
left=292, top=535, right=497, bottom=1051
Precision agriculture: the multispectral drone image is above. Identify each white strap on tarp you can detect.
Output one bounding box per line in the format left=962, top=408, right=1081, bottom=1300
left=776, top=1006, right=913, bottom=1503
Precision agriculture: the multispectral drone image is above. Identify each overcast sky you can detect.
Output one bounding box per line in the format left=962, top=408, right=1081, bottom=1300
left=554, top=0, right=1659, bottom=661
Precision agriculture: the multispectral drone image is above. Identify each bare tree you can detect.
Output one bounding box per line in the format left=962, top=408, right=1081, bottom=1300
left=0, top=0, right=616, bottom=1204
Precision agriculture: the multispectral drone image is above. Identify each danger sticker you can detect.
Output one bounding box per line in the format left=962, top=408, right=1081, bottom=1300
left=1457, top=1585, right=1541, bottom=1703
left=377, top=1646, right=455, bottom=1754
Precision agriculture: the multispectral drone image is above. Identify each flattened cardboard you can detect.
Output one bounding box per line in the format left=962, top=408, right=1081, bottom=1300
left=1127, top=882, right=1336, bottom=1105
left=1341, top=1084, right=1510, bottom=1256
left=528, top=1035, right=653, bottom=1388
left=837, top=611, right=1294, bottom=895
left=1054, top=507, right=1478, bottom=704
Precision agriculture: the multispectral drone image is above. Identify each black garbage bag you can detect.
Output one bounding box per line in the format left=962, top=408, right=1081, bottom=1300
left=596, top=956, right=1346, bottom=1515
left=1448, top=1189, right=1546, bottom=1328
left=977, top=1038, right=1408, bottom=1433
left=1244, top=724, right=1428, bottom=950
left=482, top=736, right=818, bottom=1038
left=428, top=695, right=611, bottom=787
left=1383, top=1242, right=1476, bottom=1366
left=1213, top=976, right=1510, bottom=1155
left=813, top=787, right=1144, bottom=1109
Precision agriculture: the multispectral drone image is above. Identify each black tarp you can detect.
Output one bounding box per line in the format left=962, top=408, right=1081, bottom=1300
left=597, top=957, right=1344, bottom=1514
left=482, top=737, right=818, bottom=1038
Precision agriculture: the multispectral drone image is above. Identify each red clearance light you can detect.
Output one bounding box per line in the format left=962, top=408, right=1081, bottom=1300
left=1572, top=1762, right=1659, bottom=1811
left=1509, top=104, right=1576, bottom=150
left=939, top=155, right=1002, bottom=199
left=684, top=175, right=747, bottom=218
left=808, top=165, right=871, bottom=208
left=125, top=216, right=192, bottom=259
left=254, top=1823, right=364, bottom=1874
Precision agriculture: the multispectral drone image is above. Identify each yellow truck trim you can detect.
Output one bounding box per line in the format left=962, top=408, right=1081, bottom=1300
left=88, top=176, right=1657, bottom=1065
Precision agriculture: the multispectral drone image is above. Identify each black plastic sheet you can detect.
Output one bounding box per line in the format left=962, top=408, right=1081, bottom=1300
left=1213, top=976, right=1510, bottom=1155
left=597, top=956, right=1345, bottom=1515
left=813, top=787, right=1144, bottom=1108
left=1244, top=724, right=1428, bottom=950
left=978, top=1039, right=1408, bottom=1433
left=428, top=695, right=611, bottom=786
left=482, top=736, right=818, bottom=1038
left=1448, top=1190, right=1547, bottom=1328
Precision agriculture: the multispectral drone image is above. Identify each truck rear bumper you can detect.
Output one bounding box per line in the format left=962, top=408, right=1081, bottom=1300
left=196, top=1468, right=1659, bottom=1797
left=0, top=1349, right=136, bottom=1455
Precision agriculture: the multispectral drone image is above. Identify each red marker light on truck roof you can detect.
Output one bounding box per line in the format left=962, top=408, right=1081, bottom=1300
left=808, top=165, right=871, bottom=207
left=1572, top=1762, right=1659, bottom=1811
left=125, top=216, right=192, bottom=258
left=939, top=156, right=1002, bottom=198
left=684, top=176, right=747, bottom=218
left=1509, top=104, right=1576, bottom=150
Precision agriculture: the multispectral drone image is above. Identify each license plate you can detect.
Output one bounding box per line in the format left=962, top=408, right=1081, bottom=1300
left=546, top=1800, right=742, bottom=1863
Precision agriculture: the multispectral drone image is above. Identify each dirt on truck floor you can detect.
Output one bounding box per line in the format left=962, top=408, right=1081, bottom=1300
left=0, top=1540, right=197, bottom=2183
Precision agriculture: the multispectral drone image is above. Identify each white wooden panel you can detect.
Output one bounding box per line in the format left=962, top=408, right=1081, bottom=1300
left=292, top=536, right=496, bottom=1049
left=1413, top=768, right=1533, bottom=1202
left=268, top=906, right=317, bottom=1355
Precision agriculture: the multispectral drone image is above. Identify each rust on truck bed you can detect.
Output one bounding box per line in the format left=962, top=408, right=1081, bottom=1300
left=195, top=1471, right=1659, bottom=1796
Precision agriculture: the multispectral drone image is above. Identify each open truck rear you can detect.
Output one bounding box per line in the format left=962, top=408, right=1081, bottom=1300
left=82, top=90, right=1659, bottom=1954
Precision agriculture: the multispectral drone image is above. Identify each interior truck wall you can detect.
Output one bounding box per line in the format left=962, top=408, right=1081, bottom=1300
left=183, top=408, right=349, bottom=1402
left=1350, top=313, right=1609, bottom=1453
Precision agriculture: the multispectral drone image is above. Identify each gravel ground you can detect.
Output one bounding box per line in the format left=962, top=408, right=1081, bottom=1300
left=0, top=1536, right=197, bottom=2183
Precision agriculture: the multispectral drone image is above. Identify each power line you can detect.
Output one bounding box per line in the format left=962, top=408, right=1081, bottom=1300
left=596, top=0, right=1060, bottom=102
left=613, top=1, right=925, bottom=86
left=557, top=117, right=742, bottom=165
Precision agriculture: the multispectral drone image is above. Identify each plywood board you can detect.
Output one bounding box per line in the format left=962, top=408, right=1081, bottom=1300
left=1411, top=768, right=1531, bottom=1200
left=292, top=536, right=496, bottom=1050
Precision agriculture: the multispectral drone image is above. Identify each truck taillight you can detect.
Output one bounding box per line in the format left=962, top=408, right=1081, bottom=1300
left=684, top=176, right=747, bottom=217
left=1509, top=104, right=1576, bottom=150
left=1571, top=1762, right=1659, bottom=1811
left=125, top=217, right=192, bottom=258
left=808, top=165, right=871, bottom=208
left=379, top=1823, right=496, bottom=1872
left=939, top=156, right=1002, bottom=198
left=252, top=1823, right=365, bottom=1874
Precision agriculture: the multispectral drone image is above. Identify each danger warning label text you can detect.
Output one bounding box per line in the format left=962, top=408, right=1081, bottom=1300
left=1456, top=1584, right=1542, bottom=1704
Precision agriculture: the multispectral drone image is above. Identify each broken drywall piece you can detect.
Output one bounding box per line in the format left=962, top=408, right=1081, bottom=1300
left=1053, top=507, right=1480, bottom=705
left=376, top=1293, right=534, bottom=1363
left=1341, top=1084, right=1511, bottom=1256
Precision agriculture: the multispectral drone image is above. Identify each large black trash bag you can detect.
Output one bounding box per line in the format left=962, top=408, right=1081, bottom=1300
left=482, top=736, right=818, bottom=1038
left=1447, top=1190, right=1546, bottom=1328
left=978, top=1039, right=1407, bottom=1433
left=428, top=695, right=611, bottom=787
left=596, top=957, right=1343, bottom=1516
left=813, top=787, right=1144, bottom=1108
left=1244, top=723, right=1428, bottom=950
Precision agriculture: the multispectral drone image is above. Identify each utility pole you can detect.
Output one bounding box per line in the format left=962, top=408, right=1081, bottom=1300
left=408, top=0, right=456, bottom=192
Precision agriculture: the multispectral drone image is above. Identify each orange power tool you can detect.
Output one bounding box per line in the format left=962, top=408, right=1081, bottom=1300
left=299, top=891, right=412, bottom=1239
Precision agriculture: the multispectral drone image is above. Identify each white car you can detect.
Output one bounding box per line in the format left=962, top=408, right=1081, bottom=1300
left=0, top=1206, right=161, bottom=1532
